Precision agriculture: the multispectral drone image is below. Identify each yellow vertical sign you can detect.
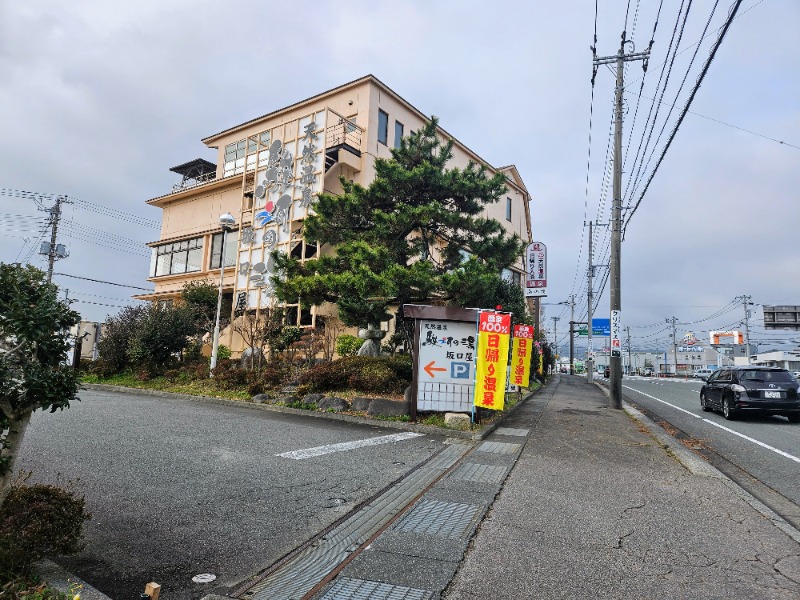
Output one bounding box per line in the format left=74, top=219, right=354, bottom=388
left=474, top=312, right=512, bottom=410
left=511, top=324, right=534, bottom=387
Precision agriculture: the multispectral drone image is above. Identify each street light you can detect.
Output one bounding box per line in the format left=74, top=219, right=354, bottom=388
left=210, top=212, right=236, bottom=376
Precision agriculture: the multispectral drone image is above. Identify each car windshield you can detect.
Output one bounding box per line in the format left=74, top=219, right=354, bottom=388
left=740, top=370, right=794, bottom=383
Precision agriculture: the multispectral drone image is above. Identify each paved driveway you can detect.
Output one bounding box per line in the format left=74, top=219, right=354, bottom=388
left=17, top=388, right=446, bottom=599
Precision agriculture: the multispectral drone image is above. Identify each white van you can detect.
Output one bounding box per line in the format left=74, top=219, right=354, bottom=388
left=693, top=368, right=714, bottom=381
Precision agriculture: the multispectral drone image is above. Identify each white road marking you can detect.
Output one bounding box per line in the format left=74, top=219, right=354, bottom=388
left=623, top=385, right=702, bottom=419
left=623, top=385, right=800, bottom=464
left=277, top=432, right=425, bottom=460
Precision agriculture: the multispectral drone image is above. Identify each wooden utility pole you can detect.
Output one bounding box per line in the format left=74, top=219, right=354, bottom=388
left=593, top=36, right=649, bottom=409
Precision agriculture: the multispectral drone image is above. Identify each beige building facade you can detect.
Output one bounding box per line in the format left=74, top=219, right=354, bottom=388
left=139, top=75, right=533, bottom=350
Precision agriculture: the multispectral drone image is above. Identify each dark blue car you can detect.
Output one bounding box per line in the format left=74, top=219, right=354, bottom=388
left=700, top=366, right=800, bottom=422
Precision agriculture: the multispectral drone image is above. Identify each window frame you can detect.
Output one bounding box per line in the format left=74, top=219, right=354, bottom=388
left=506, top=197, right=512, bottom=222
left=209, top=229, right=239, bottom=270
left=152, top=236, right=203, bottom=277
left=377, top=109, right=389, bottom=145
left=394, top=120, right=404, bottom=148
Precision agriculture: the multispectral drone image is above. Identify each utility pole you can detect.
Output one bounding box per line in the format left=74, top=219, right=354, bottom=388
left=666, top=316, right=678, bottom=376
left=594, top=35, right=649, bottom=408
left=40, top=195, right=71, bottom=283
left=736, top=295, right=753, bottom=363
left=586, top=221, right=594, bottom=383
left=551, top=316, right=560, bottom=364
left=568, top=294, right=576, bottom=374
left=626, top=326, right=632, bottom=376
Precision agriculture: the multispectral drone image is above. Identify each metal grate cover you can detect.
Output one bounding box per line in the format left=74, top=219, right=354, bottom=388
left=320, top=577, right=435, bottom=600
left=392, top=499, right=479, bottom=539
left=475, top=441, right=522, bottom=455
left=494, top=427, right=530, bottom=437
left=448, top=462, right=509, bottom=484
left=243, top=444, right=470, bottom=600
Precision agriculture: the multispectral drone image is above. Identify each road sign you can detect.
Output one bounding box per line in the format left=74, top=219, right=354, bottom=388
left=577, top=318, right=611, bottom=336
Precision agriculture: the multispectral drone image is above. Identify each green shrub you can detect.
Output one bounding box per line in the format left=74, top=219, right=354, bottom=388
left=299, top=355, right=412, bottom=395
left=335, top=334, right=361, bottom=358
left=216, top=345, right=232, bottom=362
left=211, top=359, right=249, bottom=389
left=0, top=478, right=91, bottom=575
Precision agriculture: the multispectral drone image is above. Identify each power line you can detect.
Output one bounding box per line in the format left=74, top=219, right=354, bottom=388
left=53, top=272, right=153, bottom=291
left=624, top=0, right=746, bottom=236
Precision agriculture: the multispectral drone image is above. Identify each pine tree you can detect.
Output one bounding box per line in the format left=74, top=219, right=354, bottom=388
left=272, top=117, right=526, bottom=328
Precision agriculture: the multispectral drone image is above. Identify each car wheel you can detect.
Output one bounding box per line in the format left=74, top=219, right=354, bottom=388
left=723, top=396, right=737, bottom=421
left=787, top=413, right=800, bottom=424
left=700, top=392, right=711, bottom=412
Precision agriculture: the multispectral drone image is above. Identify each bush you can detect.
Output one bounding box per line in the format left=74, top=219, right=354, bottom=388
left=299, top=355, right=412, bottom=395
left=211, top=359, right=249, bottom=389
left=0, top=477, right=91, bottom=575
left=335, top=334, right=361, bottom=358
left=216, top=345, right=232, bottom=362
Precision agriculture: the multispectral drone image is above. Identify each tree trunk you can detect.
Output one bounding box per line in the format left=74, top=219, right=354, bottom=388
left=0, top=407, right=33, bottom=507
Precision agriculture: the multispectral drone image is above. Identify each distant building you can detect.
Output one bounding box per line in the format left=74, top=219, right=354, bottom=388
left=750, top=350, right=800, bottom=371
left=135, top=75, right=533, bottom=354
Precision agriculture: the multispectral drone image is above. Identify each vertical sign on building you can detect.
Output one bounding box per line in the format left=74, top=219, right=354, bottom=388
left=511, top=324, right=534, bottom=388
left=525, top=242, right=547, bottom=297
left=474, top=312, right=512, bottom=410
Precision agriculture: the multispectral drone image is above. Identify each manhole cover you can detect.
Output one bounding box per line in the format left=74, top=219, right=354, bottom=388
left=192, top=573, right=217, bottom=583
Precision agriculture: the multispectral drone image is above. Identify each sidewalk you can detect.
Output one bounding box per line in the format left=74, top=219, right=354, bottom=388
left=306, top=374, right=800, bottom=599
left=443, top=375, right=800, bottom=599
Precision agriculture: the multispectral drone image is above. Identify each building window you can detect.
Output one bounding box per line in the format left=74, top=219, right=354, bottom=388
left=506, top=197, right=512, bottom=222
left=394, top=120, right=404, bottom=148
left=378, top=109, right=389, bottom=145
left=152, top=237, right=203, bottom=277
left=210, top=230, right=238, bottom=269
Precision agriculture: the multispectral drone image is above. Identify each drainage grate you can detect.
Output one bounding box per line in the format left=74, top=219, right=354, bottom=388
left=475, top=441, right=522, bottom=455
left=320, top=577, right=435, bottom=600
left=243, top=443, right=470, bottom=600
left=392, top=499, right=479, bottom=539
left=494, top=427, right=530, bottom=437
left=448, top=462, right=509, bottom=484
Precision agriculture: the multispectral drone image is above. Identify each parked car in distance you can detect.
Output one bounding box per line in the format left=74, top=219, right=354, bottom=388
left=793, top=371, right=800, bottom=380
left=643, top=368, right=654, bottom=377
left=693, top=368, right=714, bottom=381
left=700, top=366, right=800, bottom=422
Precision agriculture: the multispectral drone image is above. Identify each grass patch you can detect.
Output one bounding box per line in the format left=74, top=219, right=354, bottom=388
left=0, top=574, right=68, bottom=599
left=81, top=372, right=251, bottom=401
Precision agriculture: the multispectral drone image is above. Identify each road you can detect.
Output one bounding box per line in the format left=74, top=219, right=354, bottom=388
left=16, top=388, right=449, bottom=600
left=618, top=375, right=800, bottom=525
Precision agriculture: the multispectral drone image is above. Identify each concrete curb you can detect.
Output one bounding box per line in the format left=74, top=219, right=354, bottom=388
left=593, top=381, right=800, bottom=545
left=83, top=382, right=545, bottom=441
left=33, top=559, right=113, bottom=600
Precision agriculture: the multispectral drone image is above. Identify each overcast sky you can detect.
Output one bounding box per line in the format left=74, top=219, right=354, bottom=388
left=1, top=0, right=798, bottom=355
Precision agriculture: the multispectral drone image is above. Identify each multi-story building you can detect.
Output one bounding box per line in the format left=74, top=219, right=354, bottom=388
left=138, top=75, right=533, bottom=352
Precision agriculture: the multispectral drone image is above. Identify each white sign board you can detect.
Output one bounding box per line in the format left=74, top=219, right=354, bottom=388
left=525, top=242, right=547, bottom=298
left=610, top=309, right=621, bottom=357
left=417, top=320, right=477, bottom=412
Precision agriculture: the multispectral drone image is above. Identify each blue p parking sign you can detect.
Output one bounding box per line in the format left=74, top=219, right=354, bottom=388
left=451, top=362, right=470, bottom=379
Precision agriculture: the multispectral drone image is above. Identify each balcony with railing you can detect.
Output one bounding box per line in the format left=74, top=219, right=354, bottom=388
left=325, top=111, right=363, bottom=172
left=169, top=158, right=217, bottom=192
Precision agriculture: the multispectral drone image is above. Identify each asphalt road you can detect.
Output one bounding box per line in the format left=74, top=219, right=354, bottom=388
left=16, top=388, right=448, bottom=600
left=619, top=376, right=800, bottom=513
